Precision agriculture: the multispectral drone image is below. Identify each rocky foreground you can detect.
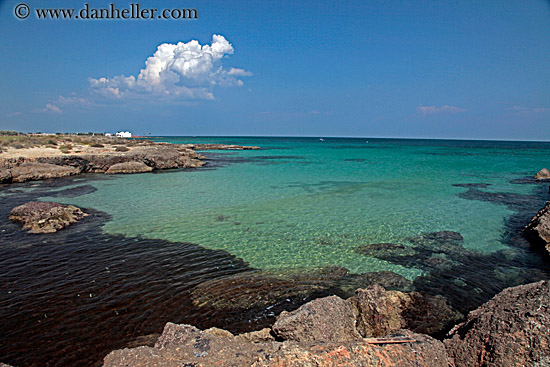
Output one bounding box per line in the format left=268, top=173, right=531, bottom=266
left=102, top=281, right=550, bottom=367
left=0, top=139, right=259, bottom=184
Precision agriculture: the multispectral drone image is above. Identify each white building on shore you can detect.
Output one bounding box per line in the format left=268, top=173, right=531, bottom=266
left=115, top=131, right=132, bottom=138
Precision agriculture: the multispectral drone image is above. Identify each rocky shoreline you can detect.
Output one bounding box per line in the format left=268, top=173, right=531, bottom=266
left=0, top=139, right=259, bottom=184
left=101, top=281, right=550, bottom=367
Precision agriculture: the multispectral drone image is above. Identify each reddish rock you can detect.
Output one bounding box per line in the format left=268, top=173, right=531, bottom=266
left=10, top=201, right=87, bottom=234
left=273, top=295, right=362, bottom=342
left=444, top=280, right=550, bottom=367
left=103, top=323, right=449, bottom=367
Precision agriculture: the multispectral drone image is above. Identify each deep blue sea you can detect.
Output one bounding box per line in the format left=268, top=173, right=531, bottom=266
left=2, top=137, right=550, bottom=366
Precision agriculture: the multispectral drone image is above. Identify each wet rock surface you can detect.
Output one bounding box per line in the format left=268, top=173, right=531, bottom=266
left=524, top=201, right=550, bottom=256
left=444, top=280, right=550, bottom=367
left=9, top=201, right=87, bottom=234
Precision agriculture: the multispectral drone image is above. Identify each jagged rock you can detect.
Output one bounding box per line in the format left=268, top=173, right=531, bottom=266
left=9, top=163, right=79, bottom=182
left=535, top=168, right=550, bottom=179
left=105, top=161, right=153, bottom=174
left=250, top=330, right=450, bottom=367
left=0, top=167, right=11, bottom=183
left=445, top=280, right=550, bottom=367
left=350, top=285, right=462, bottom=338
left=272, top=295, right=362, bottom=342
left=524, top=201, right=550, bottom=256
left=103, top=323, right=450, bottom=367
left=9, top=201, right=87, bottom=233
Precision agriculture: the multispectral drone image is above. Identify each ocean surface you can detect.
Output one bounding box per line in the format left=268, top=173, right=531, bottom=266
left=2, top=137, right=550, bottom=366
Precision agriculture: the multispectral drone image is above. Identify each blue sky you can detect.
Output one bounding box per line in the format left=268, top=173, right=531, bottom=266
left=0, top=0, right=549, bottom=139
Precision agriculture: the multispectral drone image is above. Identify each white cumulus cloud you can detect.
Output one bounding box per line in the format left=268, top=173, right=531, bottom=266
left=417, top=105, right=466, bottom=115
left=89, top=34, right=251, bottom=101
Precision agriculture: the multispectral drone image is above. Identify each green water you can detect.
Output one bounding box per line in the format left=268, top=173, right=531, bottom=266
left=43, top=137, right=550, bottom=279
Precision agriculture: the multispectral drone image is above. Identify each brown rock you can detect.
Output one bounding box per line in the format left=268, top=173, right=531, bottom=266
left=272, top=295, right=362, bottom=342
left=177, top=155, right=206, bottom=168
left=0, top=167, right=11, bottom=183
left=251, top=330, right=450, bottom=367
left=350, top=285, right=462, bottom=338
left=103, top=323, right=450, bottom=367
left=205, top=327, right=234, bottom=338
left=10, top=201, right=87, bottom=234
left=105, top=161, right=153, bottom=174
left=524, top=201, right=550, bottom=255
left=444, top=280, right=550, bottom=367
left=236, top=328, right=275, bottom=343
left=10, top=163, right=79, bottom=182
left=535, top=168, right=550, bottom=179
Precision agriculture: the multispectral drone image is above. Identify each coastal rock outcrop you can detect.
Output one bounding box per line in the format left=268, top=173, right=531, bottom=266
left=105, top=161, right=153, bottom=174
left=0, top=167, right=11, bottom=183
left=350, top=285, right=462, bottom=337
left=524, top=201, right=550, bottom=256
left=9, top=163, right=80, bottom=183
left=103, top=322, right=450, bottom=367
left=444, top=280, right=550, bottom=367
left=272, top=295, right=362, bottom=342
left=9, top=201, right=87, bottom=234
left=535, top=168, right=550, bottom=179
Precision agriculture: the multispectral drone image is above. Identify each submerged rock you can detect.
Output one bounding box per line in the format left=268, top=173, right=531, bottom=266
left=9, top=201, right=87, bottom=234
left=190, top=267, right=349, bottom=311
left=105, top=161, right=153, bottom=174
left=354, top=243, right=416, bottom=257
left=535, top=168, right=550, bottom=179
left=524, top=201, right=550, bottom=256
left=444, top=280, right=550, bottom=367
left=406, top=231, right=464, bottom=246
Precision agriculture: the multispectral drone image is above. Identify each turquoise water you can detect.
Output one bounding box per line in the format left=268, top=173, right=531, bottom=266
left=43, top=137, right=550, bottom=279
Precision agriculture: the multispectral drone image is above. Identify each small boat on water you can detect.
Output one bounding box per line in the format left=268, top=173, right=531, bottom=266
left=319, top=138, right=325, bottom=141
